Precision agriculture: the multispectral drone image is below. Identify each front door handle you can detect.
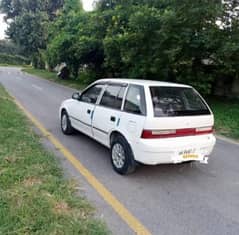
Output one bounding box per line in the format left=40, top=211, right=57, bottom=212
left=87, top=109, right=91, bottom=114
left=110, top=116, right=116, bottom=122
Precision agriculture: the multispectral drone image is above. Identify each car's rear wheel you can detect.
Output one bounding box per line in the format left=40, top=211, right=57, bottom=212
left=61, top=110, right=74, bottom=135
left=110, top=135, right=136, bottom=175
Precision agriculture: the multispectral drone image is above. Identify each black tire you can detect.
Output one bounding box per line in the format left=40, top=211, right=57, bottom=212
left=110, top=135, right=136, bottom=175
left=61, top=110, right=74, bottom=135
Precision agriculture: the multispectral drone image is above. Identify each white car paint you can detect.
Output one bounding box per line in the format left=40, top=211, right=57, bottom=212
left=60, top=79, right=216, bottom=166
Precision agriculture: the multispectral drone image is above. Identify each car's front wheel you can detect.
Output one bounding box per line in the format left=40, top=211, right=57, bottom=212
left=110, top=135, right=136, bottom=175
left=61, top=110, right=74, bottom=135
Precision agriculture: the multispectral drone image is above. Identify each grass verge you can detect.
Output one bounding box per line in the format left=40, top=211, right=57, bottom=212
left=0, top=64, right=26, bottom=67
left=0, top=85, right=108, bottom=234
left=208, top=98, right=239, bottom=140
left=22, top=68, right=85, bottom=90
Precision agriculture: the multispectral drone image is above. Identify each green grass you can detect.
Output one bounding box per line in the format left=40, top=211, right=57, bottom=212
left=22, top=68, right=85, bottom=90
left=208, top=98, right=239, bottom=140
left=0, top=85, right=109, bottom=235
left=0, top=64, right=26, bottom=67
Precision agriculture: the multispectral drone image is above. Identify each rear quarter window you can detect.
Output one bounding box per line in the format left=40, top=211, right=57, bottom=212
left=124, top=85, right=146, bottom=116
left=150, top=86, right=211, bottom=117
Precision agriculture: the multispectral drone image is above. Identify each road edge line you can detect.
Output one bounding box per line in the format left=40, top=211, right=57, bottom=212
left=216, top=135, right=239, bottom=146
left=13, top=97, right=152, bottom=235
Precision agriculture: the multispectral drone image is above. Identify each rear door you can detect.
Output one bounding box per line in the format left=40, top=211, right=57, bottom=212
left=92, top=83, right=127, bottom=147
left=119, top=85, right=147, bottom=144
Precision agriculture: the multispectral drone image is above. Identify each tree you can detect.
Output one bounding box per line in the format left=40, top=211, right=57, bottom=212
left=100, top=0, right=224, bottom=94
left=6, top=12, right=48, bottom=55
left=0, top=0, right=64, bottom=65
left=215, top=1, right=239, bottom=83
left=45, top=0, right=239, bottom=95
left=0, top=39, right=23, bottom=55
left=47, top=9, right=105, bottom=78
left=63, top=0, right=83, bottom=12
left=0, top=0, right=64, bottom=19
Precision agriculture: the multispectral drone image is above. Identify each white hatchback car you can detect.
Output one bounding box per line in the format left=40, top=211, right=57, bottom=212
left=60, top=79, right=216, bottom=174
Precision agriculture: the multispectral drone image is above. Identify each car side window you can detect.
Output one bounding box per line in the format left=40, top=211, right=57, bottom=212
left=80, top=84, right=104, bottom=104
left=124, top=85, right=146, bottom=115
left=100, top=85, right=126, bottom=110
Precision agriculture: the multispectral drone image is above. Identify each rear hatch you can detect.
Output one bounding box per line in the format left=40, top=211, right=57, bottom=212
left=142, top=86, right=214, bottom=139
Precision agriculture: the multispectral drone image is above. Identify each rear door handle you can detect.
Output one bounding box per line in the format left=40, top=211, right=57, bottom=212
left=110, top=116, right=116, bottom=122
left=87, top=109, right=91, bottom=114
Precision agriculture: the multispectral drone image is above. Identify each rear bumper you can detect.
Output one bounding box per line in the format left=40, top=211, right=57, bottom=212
left=132, top=134, right=216, bottom=165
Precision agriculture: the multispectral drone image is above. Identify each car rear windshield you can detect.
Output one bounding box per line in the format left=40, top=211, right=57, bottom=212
left=150, top=86, right=211, bottom=117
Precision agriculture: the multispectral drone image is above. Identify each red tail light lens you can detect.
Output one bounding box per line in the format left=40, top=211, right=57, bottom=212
left=141, top=127, right=213, bottom=139
left=195, top=126, right=214, bottom=134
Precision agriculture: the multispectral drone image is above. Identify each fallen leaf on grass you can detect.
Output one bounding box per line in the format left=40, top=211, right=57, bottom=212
left=23, top=177, right=42, bottom=187
left=4, top=156, right=17, bottom=163
left=54, top=201, right=71, bottom=214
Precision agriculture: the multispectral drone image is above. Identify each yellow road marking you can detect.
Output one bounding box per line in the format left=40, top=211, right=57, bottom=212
left=13, top=98, right=152, bottom=235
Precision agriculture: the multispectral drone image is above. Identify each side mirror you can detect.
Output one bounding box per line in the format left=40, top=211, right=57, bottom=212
left=72, top=92, right=81, bottom=100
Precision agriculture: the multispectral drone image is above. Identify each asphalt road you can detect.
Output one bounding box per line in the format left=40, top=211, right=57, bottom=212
left=1, top=67, right=239, bottom=235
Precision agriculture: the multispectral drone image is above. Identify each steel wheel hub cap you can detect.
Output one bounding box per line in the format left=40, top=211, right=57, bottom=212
left=62, top=114, right=67, bottom=131
left=112, top=143, right=126, bottom=169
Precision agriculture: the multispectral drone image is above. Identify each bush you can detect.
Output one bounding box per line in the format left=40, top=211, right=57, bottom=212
left=0, top=53, right=30, bottom=65
left=78, top=68, right=97, bottom=85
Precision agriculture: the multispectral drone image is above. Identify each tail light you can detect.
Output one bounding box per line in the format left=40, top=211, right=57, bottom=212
left=195, top=126, right=214, bottom=134
left=141, top=126, right=213, bottom=139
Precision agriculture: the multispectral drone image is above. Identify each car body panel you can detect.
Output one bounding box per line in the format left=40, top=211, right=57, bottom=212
left=60, top=79, right=216, bottom=166
left=92, top=105, right=123, bottom=147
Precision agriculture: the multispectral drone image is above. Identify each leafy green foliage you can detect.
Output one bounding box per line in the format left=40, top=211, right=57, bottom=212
left=0, top=53, right=30, bottom=65
left=63, top=0, right=83, bottom=12
left=208, top=97, right=239, bottom=139
left=101, top=1, right=225, bottom=94
left=2, top=0, right=239, bottom=95
left=6, top=12, right=48, bottom=56
left=0, top=0, right=64, bottom=20
left=46, top=0, right=239, bottom=94
left=0, top=40, right=23, bottom=55
left=0, top=0, right=64, bottom=63
left=214, top=0, right=239, bottom=83
left=47, top=9, right=105, bottom=79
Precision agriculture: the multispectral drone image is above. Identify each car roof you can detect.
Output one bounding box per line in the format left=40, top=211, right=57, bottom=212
left=96, top=78, right=191, bottom=88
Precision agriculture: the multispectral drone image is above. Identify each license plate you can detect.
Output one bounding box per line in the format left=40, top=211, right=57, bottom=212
left=182, top=154, right=198, bottom=159
left=179, top=148, right=198, bottom=159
